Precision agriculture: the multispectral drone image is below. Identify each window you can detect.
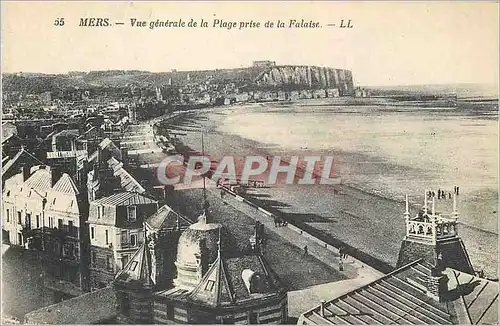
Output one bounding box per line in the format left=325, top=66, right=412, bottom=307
left=91, top=227, right=95, bottom=239
left=17, top=212, right=22, bottom=224
left=6, top=209, right=9, bottom=223
left=25, top=214, right=31, bottom=230
left=121, top=255, right=129, bottom=268
left=97, top=206, right=102, bottom=219
left=121, top=231, right=128, bottom=246
left=127, top=206, right=137, bottom=221
left=129, top=261, right=138, bottom=271
left=130, top=234, right=137, bottom=247
left=205, top=280, right=216, bottom=291
left=17, top=233, right=22, bottom=245
left=106, top=255, right=113, bottom=270
left=36, top=215, right=40, bottom=228
left=58, top=219, right=63, bottom=230
left=69, top=220, right=75, bottom=236
left=105, top=229, right=109, bottom=245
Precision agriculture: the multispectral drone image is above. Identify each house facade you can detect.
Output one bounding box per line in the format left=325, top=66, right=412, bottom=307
left=2, top=165, right=89, bottom=291
left=87, top=192, right=158, bottom=289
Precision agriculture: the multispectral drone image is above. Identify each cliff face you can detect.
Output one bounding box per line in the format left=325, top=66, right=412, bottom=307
left=255, top=66, right=354, bottom=94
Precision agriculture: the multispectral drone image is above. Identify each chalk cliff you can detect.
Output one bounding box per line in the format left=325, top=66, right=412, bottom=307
left=254, top=66, right=354, bottom=94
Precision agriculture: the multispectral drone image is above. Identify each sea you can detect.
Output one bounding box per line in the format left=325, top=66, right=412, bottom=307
left=212, top=86, right=498, bottom=275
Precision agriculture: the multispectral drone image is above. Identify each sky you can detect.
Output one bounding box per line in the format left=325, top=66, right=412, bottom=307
left=2, top=1, right=499, bottom=86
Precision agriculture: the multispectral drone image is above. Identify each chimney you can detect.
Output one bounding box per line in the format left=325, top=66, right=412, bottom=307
left=120, top=146, right=128, bottom=165
left=320, top=300, right=326, bottom=317
left=97, top=146, right=103, bottom=165
left=426, top=267, right=449, bottom=302
left=51, top=167, right=62, bottom=187
left=21, top=165, right=31, bottom=182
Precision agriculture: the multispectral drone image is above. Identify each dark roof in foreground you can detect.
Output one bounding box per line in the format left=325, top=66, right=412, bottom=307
left=24, top=287, right=117, bottom=324
left=298, top=259, right=498, bottom=325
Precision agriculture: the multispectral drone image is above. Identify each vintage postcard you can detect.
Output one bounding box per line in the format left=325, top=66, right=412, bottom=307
left=1, top=1, right=498, bottom=324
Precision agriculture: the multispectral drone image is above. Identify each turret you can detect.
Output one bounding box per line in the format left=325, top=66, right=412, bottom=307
left=397, top=189, right=474, bottom=274
left=113, top=226, right=154, bottom=324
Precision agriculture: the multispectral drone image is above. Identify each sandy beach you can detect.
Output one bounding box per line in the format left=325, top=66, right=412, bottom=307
left=159, top=100, right=498, bottom=277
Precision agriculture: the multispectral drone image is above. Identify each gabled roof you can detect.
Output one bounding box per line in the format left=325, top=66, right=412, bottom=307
left=52, top=173, right=80, bottom=195
left=2, top=147, right=45, bottom=179
left=145, top=204, right=193, bottom=231
left=298, top=259, right=498, bottom=325
left=24, top=167, right=52, bottom=193
left=115, top=240, right=154, bottom=288
left=92, top=191, right=157, bottom=207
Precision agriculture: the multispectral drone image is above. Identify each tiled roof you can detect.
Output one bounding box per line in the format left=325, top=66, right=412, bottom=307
left=24, top=167, right=52, bottom=193
left=24, top=287, right=117, bottom=324
left=114, top=239, right=154, bottom=287
left=99, top=137, right=113, bottom=149
left=298, top=260, right=499, bottom=325
left=47, top=175, right=81, bottom=215
left=92, top=191, right=157, bottom=207
left=445, top=269, right=498, bottom=324
left=145, top=204, right=193, bottom=231
left=52, top=173, right=80, bottom=195
left=107, top=157, right=145, bottom=194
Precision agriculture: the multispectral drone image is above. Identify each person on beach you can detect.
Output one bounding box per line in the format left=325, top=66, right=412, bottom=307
left=274, top=216, right=279, bottom=227
left=220, top=189, right=225, bottom=199
left=339, top=257, right=344, bottom=271
left=303, top=245, right=308, bottom=256
left=449, top=192, right=452, bottom=199
left=456, top=186, right=460, bottom=195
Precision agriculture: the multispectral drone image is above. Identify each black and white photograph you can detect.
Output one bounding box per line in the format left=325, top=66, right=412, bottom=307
left=1, top=1, right=499, bottom=324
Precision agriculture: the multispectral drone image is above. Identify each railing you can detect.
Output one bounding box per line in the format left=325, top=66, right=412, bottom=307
left=406, top=217, right=458, bottom=243
left=406, top=220, right=435, bottom=243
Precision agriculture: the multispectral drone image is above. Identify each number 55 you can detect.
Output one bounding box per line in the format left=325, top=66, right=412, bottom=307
left=54, top=18, right=65, bottom=26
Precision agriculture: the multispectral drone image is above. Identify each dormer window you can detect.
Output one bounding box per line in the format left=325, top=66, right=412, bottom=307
left=127, top=206, right=137, bottom=222
left=52, top=198, right=56, bottom=205
left=205, top=280, right=216, bottom=291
